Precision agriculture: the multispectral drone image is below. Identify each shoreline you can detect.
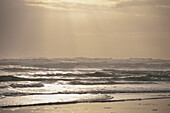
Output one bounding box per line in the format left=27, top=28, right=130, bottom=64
left=1, top=98, right=170, bottom=113
left=1, top=96, right=170, bottom=108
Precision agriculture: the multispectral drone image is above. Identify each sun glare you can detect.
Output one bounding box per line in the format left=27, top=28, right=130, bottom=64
left=65, top=0, right=80, bottom=2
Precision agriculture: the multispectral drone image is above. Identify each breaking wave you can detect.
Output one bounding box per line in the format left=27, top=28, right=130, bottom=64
left=10, top=83, right=44, bottom=88
left=1, top=58, right=170, bottom=108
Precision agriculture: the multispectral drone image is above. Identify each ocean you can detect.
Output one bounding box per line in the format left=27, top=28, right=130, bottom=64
left=0, top=58, right=170, bottom=108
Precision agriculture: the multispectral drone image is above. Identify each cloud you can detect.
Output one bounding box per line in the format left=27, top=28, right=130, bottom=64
left=114, top=0, right=170, bottom=18
left=25, top=0, right=170, bottom=9
left=24, top=0, right=117, bottom=11
left=116, top=0, right=170, bottom=8
left=24, top=0, right=170, bottom=17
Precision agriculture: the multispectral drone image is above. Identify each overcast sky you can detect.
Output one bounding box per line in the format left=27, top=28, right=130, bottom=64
left=0, top=0, right=170, bottom=59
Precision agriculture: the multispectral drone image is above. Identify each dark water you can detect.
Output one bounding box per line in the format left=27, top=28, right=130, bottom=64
left=0, top=58, right=170, bottom=108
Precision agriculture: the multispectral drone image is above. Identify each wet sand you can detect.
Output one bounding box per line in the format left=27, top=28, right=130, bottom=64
left=0, top=99, right=170, bottom=113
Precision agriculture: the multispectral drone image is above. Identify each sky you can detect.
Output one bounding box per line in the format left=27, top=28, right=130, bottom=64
left=0, top=0, right=170, bottom=59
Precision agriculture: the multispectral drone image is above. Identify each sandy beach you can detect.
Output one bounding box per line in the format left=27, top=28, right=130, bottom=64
left=0, top=98, right=170, bottom=113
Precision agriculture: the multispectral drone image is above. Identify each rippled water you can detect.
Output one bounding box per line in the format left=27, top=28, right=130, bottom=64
left=0, top=58, right=170, bottom=107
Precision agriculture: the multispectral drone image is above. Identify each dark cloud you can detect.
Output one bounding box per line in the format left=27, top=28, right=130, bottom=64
left=116, top=0, right=170, bottom=8
left=114, top=0, right=170, bottom=18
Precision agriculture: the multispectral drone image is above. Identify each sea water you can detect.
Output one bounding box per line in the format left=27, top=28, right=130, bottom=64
left=0, top=58, right=170, bottom=107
